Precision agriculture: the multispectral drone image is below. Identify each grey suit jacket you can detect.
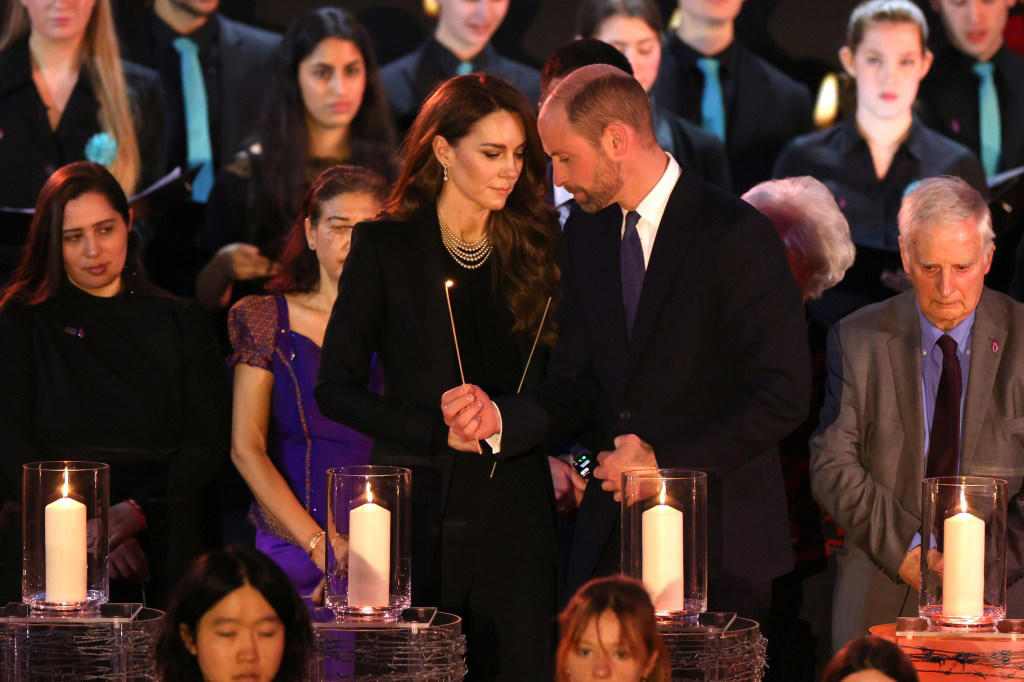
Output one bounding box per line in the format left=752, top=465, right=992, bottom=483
left=810, top=288, right=1024, bottom=650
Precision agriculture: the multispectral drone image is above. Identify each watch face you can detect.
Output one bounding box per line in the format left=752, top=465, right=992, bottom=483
left=572, top=453, right=592, bottom=479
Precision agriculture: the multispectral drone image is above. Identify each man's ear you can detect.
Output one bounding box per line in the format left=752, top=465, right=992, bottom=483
left=601, top=122, right=628, bottom=159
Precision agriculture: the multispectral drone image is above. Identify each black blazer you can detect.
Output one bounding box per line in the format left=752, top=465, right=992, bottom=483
left=314, top=211, right=556, bottom=596
left=497, top=169, right=810, bottom=602
left=651, top=35, right=812, bottom=193
left=116, top=12, right=279, bottom=169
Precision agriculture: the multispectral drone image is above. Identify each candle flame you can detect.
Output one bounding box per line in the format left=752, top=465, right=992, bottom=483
left=659, top=481, right=666, bottom=506
left=62, top=466, right=69, bottom=499
left=960, top=487, right=968, bottom=514
left=445, top=280, right=454, bottom=288
left=366, top=481, right=373, bottom=505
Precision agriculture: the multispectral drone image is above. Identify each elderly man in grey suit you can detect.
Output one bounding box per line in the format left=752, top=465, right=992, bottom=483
left=811, top=175, right=1024, bottom=652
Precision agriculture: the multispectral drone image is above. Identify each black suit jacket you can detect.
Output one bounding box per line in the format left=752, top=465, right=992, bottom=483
left=651, top=35, right=812, bottom=193
left=497, top=169, right=810, bottom=604
left=314, top=210, right=556, bottom=603
left=116, top=12, right=279, bottom=170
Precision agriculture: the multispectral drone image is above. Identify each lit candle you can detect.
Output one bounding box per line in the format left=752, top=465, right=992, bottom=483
left=943, top=489, right=985, bottom=619
left=348, top=482, right=390, bottom=608
left=45, top=467, right=87, bottom=603
left=642, top=483, right=684, bottom=612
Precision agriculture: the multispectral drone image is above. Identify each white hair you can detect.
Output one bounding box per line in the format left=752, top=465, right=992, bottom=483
left=743, top=177, right=855, bottom=300
left=898, top=176, right=994, bottom=255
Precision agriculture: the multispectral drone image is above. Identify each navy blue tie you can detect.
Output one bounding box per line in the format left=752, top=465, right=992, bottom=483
left=621, top=210, right=645, bottom=338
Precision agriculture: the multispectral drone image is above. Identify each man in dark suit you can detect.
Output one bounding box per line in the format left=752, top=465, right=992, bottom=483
left=115, top=0, right=279, bottom=184
left=650, top=0, right=812, bottom=193
left=810, top=176, right=1024, bottom=650
left=379, top=0, right=539, bottom=134
left=917, top=0, right=1024, bottom=293
left=443, top=64, right=809, bottom=621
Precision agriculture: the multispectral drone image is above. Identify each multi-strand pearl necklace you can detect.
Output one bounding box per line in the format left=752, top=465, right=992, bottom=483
left=439, top=216, right=492, bottom=269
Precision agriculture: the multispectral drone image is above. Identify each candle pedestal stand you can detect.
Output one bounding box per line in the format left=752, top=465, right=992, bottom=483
left=622, top=469, right=707, bottom=624
left=325, top=466, right=412, bottom=621
left=658, top=612, right=766, bottom=681
left=871, top=617, right=1024, bottom=679
left=309, top=606, right=467, bottom=681
left=22, top=461, right=110, bottom=613
left=0, top=601, right=164, bottom=680
left=920, top=476, right=1007, bottom=628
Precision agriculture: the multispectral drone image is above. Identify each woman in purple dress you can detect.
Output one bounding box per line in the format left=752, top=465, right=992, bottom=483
left=228, top=165, right=385, bottom=595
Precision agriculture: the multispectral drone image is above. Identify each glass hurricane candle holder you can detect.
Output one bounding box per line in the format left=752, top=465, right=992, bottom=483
left=622, top=469, right=707, bottom=624
left=920, top=476, right=1007, bottom=629
left=325, top=466, right=411, bottom=621
left=22, top=461, right=110, bottom=612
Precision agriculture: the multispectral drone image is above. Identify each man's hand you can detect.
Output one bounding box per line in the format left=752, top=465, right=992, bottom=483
left=219, top=243, right=279, bottom=281
left=549, top=456, right=587, bottom=514
left=899, top=546, right=943, bottom=591
left=441, top=384, right=500, bottom=442
left=109, top=501, right=145, bottom=550
left=593, top=434, right=658, bottom=502
left=109, top=537, right=150, bottom=583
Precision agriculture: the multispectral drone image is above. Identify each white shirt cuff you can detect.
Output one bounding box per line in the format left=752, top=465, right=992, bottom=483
left=484, top=401, right=503, bottom=454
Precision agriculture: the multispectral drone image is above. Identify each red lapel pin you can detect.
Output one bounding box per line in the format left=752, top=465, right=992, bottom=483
left=993, top=340, right=999, bottom=353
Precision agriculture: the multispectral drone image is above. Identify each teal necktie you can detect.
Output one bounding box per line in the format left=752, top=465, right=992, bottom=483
left=972, top=61, right=1001, bottom=177
left=173, top=36, right=214, bottom=202
left=696, top=57, right=725, bottom=142
left=456, top=60, right=474, bottom=76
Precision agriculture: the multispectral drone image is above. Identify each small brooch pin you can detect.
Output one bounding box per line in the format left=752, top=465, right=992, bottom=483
left=993, top=340, right=999, bottom=353
left=63, top=326, right=85, bottom=339
left=951, top=119, right=961, bottom=134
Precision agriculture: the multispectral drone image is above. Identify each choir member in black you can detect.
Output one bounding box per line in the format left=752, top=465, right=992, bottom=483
left=575, top=0, right=732, bottom=191
left=114, top=0, right=278, bottom=181
left=195, top=8, right=396, bottom=311
left=315, top=75, right=560, bottom=680
left=650, top=0, right=812, bottom=192
left=773, top=0, right=986, bottom=322
left=0, top=0, right=163, bottom=283
left=920, top=0, right=1024, bottom=294
left=379, top=0, right=540, bottom=134
left=0, top=162, right=230, bottom=608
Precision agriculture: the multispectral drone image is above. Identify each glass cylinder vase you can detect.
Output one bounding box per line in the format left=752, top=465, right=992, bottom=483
left=22, top=461, right=110, bottom=612
left=920, top=476, right=1007, bottom=628
left=622, top=469, right=707, bottom=624
left=325, top=465, right=411, bottom=620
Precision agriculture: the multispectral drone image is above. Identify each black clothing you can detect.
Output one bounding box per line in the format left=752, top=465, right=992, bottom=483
left=0, top=281, right=230, bottom=607
left=380, top=38, right=541, bottom=133
left=0, top=39, right=165, bottom=280
left=652, top=104, right=732, bottom=192
left=495, top=170, right=809, bottom=616
left=116, top=11, right=279, bottom=172
left=918, top=45, right=1024, bottom=176
left=651, top=34, right=812, bottom=193
left=315, top=211, right=557, bottom=680
left=774, top=117, right=987, bottom=318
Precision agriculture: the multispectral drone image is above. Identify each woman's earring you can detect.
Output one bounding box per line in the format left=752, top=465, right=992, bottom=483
left=442, top=164, right=448, bottom=182
left=309, top=242, right=315, bottom=250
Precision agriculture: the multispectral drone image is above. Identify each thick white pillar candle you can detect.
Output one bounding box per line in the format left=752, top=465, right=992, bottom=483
left=642, top=485, right=684, bottom=612
left=348, top=483, right=390, bottom=607
left=943, top=495, right=985, bottom=619
left=45, top=468, right=87, bottom=603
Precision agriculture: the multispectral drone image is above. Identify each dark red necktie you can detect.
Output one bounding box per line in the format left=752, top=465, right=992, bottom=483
left=926, top=334, right=962, bottom=479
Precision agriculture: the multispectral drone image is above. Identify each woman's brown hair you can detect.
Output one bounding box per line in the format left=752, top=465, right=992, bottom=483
left=556, top=575, right=670, bottom=682
left=386, top=74, right=559, bottom=343
left=0, top=162, right=158, bottom=308
left=266, top=165, right=387, bottom=295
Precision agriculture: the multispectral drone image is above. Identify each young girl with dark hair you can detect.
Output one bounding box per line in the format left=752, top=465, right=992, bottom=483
left=196, top=6, right=396, bottom=310
left=227, top=165, right=385, bottom=595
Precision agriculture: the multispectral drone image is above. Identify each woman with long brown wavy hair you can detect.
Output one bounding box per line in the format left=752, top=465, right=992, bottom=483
left=315, top=73, right=560, bottom=680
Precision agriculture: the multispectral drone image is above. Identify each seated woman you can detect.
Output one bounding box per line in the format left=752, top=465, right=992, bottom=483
left=556, top=575, right=669, bottom=682
left=575, top=0, right=732, bottom=191
left=155, top=544, right=313, bottom=682
left=228, top=165, right=385, bottom=596
left=821, top=636, right=918, bottom=682
left=196, top=7, right=396, bottom=311
left=0, top=0, right=164, bottom=283
left=0, top=162, right=229, bottom=607
left=773, top=0, right=986, bottom=322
